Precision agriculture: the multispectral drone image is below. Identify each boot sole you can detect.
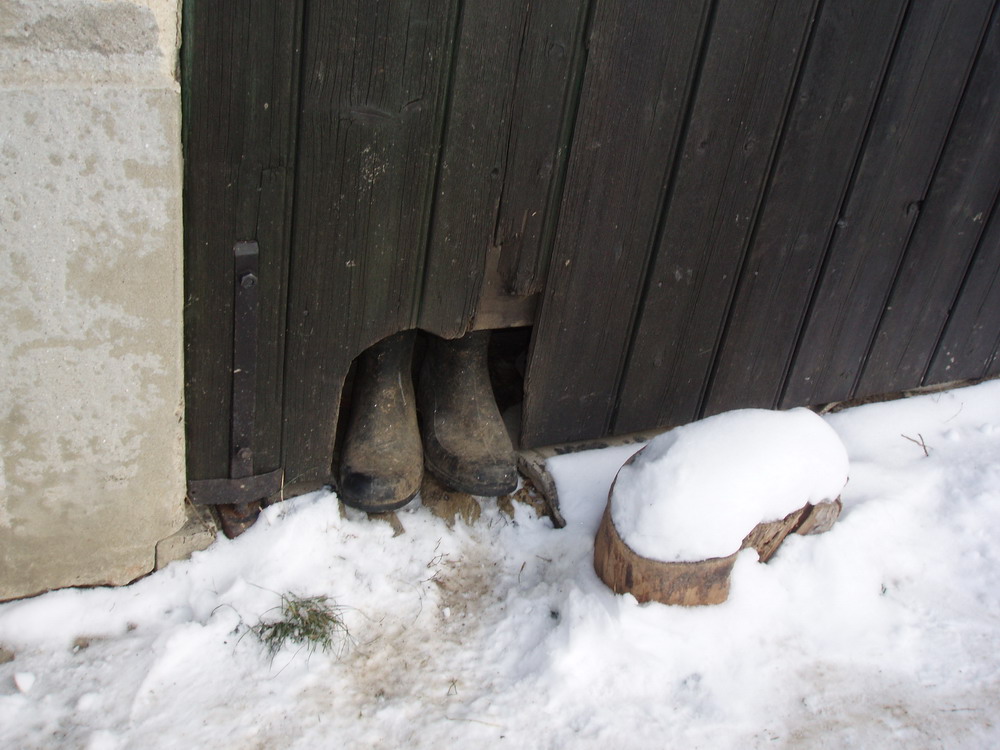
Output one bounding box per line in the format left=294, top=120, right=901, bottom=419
left=423, top=453, right=518, bottom=497
left=338, top=487, right=419, bottom=515
left=337, top=469, right=421, bottom=514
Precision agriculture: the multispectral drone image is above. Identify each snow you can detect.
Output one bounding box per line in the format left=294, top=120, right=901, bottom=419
left=13, top=672, right=35, bottom=694
left=2, top=380, right=1000, bottom=748
left=610, top=408, right=849, bottom=562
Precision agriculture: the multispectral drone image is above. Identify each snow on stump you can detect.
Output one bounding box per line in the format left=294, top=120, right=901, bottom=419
left=594, top=408, right=849, bottom=606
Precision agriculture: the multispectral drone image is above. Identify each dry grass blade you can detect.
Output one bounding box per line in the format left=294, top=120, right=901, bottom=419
left=252, top=594, right=352, bottom=659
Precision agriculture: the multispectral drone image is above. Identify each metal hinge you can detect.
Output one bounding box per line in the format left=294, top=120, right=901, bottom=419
left=188, top=241, right=282, bottom=509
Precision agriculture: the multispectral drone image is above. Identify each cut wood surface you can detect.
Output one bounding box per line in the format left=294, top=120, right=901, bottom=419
left=594, top=495, right=842, bottom=607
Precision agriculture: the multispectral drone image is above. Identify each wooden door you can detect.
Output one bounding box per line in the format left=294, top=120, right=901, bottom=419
left=185, top=0, right=1000, bottom=499
left=521, top=0, right=1000, bottom=447
left=183, top=0, right=588, bottom=493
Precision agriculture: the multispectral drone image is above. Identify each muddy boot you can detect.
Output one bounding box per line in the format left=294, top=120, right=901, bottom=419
left=418, top=331, right=518, bottom=496
left=338, top=331, right=423, bottom=513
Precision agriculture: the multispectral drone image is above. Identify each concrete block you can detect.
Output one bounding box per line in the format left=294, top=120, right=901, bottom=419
left=0, top=0, right=178, bottom=88
left=155, top=502, right=218, bottom=570
left=0, top=0, right=185, bottom=600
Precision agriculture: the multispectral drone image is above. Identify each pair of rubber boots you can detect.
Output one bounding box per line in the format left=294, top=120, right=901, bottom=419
left=338, top=330, right=517, bottom=513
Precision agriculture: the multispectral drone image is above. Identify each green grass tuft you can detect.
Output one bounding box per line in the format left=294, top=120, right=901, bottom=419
left=251, top=593, right=352, bottom=659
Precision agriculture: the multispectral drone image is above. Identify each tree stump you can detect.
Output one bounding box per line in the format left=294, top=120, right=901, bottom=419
left=593, top=462, right=842, bottom=606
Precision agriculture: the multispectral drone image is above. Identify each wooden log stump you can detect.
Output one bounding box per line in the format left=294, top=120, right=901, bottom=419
left=593, top=465, right=842, bottom=606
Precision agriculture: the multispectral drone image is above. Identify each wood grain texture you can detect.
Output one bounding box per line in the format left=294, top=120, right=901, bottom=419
left=281, top=0, right=459, bottom=487
left=613, top=0, right=820, bottom=433
left=594, top=498, right=842, bottom=606
left=183, top=0, right=302, bottom=479
left=782, top=0, right=995, bottom=408
left=418, top=0, right=589, bottom=336
left=521, top=0, right=713, bottom=448
left=925, top=195, right=1000, bottom=383
left=857, top=6, right=1000, bottom=397
left=184, top=0, right=1000, bottom=493
left=701, top=0, right=907, bottom=417
left=594, top=502, right=737, bottom=606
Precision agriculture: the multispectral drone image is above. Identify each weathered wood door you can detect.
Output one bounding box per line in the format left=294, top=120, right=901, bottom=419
left=522, top=0, right=1000, bottom=445
left=183, top=0, right=589, bottom=493
left=185, top=0, right=1000, bottom=497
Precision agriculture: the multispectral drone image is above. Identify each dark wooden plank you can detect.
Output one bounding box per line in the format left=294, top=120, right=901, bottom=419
left=925, top=194, right=1000, bottom=383
left=701, top=0, right=907, bottom=417
left=183, top=0, right=301, bottom=479
left=520, top=0, right=713, bottom=448
left=493, top=3, right=590, bottom=300
left=418, top=0, right=590, bottom=337
left=281, top=0, right=459, bottom=487
left=858, top=5, right=1000, bottom=397
left=781, top=0, right=995, bottom=408
left=254, top=166, right=295, bottom=471
left=613, top=0, right=820, bottom=433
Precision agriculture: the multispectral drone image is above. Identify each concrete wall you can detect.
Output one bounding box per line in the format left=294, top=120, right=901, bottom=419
left=0, top=0, right=186, bottom=599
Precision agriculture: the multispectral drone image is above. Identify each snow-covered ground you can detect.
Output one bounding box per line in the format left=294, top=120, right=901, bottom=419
left=2, top=380, right=999, bottom=749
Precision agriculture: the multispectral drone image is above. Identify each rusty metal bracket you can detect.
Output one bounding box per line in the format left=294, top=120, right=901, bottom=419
left=188, top=470, right=283, bottom=506
left=188, top=241, right=282, bottom=507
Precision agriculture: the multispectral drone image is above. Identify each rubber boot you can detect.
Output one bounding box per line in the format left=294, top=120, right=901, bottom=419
left=418, top=331, right=518, bottom=495
left=338, top=331, right=423, bottom=513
